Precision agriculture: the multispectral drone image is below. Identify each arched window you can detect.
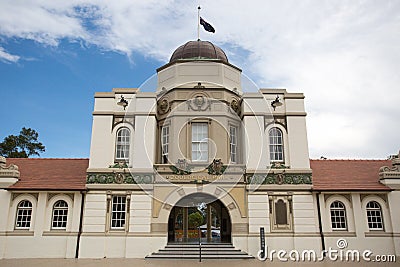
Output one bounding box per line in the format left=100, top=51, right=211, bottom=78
left=15, top=200, right=33, bottom=229
left=52, top=200, right=68, bottom=229
left=366, top=201, right=383, bottom=230
left=116, top=128, right=130, bottom=161
left=330, top=201, right=347, bottom=230
left=269, top=127, right=284, bottom=162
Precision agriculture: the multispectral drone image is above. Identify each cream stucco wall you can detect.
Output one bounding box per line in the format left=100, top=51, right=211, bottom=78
left=0, top=191, right=82, bottom=259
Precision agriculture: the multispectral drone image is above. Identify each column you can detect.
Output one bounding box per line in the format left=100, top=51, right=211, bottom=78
left=183, top=207, right=188, bottom=242
left=207, top=205, right=212, bottom=242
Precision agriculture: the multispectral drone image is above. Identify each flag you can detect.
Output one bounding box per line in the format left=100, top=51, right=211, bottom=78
left=200, top=17, right=215, bottom=33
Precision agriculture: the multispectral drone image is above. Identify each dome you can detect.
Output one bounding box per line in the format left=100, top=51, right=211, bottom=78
left=169, top=40, right=228, bottom=63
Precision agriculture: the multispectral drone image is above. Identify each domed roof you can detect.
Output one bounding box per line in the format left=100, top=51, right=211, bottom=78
left=169, top=40, right=228, bottom=63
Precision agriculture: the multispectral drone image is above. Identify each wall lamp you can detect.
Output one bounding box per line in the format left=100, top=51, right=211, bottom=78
left=271, top=95, right=283, bottom=111
left=117, top=95, right=129, bottom=110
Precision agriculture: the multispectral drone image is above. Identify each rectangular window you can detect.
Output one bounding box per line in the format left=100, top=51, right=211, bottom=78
left=192, top=123, right=208, bottom=162
left=229, top=126, right=238, bottom=163
left=161, top=126, right=169, bottom=164
left=111, top=196, right=127, bottom=230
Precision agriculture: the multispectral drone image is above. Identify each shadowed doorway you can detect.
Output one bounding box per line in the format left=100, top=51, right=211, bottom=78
left=167, top=193, right=231, bottom=243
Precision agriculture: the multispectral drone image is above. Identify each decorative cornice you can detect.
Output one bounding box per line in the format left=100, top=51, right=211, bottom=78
left=0, top=156, right=20, bottom=178
left=379, top=151, right=400, bottom=180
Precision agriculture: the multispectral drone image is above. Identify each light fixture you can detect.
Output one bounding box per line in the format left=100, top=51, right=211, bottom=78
left=271, top=95, right=283, bottom=111
left=117, top=95, right=128, bottom=110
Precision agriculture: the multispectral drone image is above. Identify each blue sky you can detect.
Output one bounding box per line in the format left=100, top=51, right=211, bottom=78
left=0, top=39, right=160, bottom=157
left=1, top=1, right=399, bottom=159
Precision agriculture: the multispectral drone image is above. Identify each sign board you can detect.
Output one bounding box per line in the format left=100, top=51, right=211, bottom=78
left=260, top=227, right=265, bottom=258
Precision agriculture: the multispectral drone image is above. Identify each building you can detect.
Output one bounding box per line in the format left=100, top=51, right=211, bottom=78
left=0, top=40, right=399, bottom=259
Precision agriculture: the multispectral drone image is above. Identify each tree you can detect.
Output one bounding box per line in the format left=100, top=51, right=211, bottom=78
left=188, top=211, right=204, bottom=229
left=0, top=127, right=45, bottom=158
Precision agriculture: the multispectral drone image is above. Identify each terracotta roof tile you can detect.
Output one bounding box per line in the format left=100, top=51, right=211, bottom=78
left=7, top=158, right=88, bottom=190
left=310, top=159, right=391, bottom=191
left=4, top=158, right=391, bottom=191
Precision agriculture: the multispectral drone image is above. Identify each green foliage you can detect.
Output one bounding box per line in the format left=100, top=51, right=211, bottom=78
left=188, top=211, right=204, bottom=228
left=0, top=127, right=45, bottom=158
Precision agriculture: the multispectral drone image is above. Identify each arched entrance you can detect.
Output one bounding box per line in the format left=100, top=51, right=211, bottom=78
left=167, top=193, right=231, bottom=243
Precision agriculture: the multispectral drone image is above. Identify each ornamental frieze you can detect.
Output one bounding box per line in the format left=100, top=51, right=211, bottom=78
left=248, top=173, right=312, bottom=185
left=86, top=172, right=153, bottom=184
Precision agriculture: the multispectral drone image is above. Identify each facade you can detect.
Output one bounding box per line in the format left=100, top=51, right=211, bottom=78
left=0, top=40, right=399, bottom=259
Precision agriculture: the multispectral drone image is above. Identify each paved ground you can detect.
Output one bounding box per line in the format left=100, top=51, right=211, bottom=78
left=0, top=258, right=398, bottom=267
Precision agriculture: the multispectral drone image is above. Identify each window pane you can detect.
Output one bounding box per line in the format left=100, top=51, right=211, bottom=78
left=366, top=201, right=383, bottom=230
left=269, top=128, right=284, bottom=162
left=15, top=200, right=33, bottom=229
left=111, top=196, right=126, bottom=229
left=116, top=128, right=130, bottom=160
left=52, top=200, right=68, bottom=229
left=230, top=126, right=238, bottom=163
left=330, top=201, right=347, bottom=230
left=161, top=126, right=169, bottom=163
left=192, top=123, right=208, bottom=161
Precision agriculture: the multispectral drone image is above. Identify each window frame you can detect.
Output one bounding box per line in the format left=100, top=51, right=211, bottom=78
left=161, top=125, right=170, bottom=164
left=269, top=127, right=284, bottom=162
left=366, top=201, right=384, bottom=231
left=229, top=125, right=238, bottom=163
left=107, top=194, right=130, bottom=232
left=269, top=195, right=293, bottom=232
left=15, top=200, right=33, bottom=230
left=115, top=127, right=131, bottom=162
left=191, top=122, right=209, bottom=162
left=330, top=201, right=348, bottom=231
left=51, top=200, right=68, bottom=230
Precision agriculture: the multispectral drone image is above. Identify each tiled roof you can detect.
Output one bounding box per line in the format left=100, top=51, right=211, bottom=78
left=3, top=158, right=391, bottom=191
left=311, top=159, right=391, bottom=191
left=7, top=158, right=88, bottom=190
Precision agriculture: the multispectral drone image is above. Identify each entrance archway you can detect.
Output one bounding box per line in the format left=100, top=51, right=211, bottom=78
left=167, top=193, right=231, bottom=243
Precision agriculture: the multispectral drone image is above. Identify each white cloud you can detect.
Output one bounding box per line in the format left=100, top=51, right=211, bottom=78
left=0, top=0, right=399, bottom=158
left=0, top=46, right=20, bottom=63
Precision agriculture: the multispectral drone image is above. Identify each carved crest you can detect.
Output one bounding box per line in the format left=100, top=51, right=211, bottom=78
left=188, top=95, right=211, bottom=111
left=208, top=159, right=227, bottom=175
left=170, top=159, right=192, bottom=175
left=230, top=99, right=240, bottom=114
left=157, top=98, right=170, bottom=115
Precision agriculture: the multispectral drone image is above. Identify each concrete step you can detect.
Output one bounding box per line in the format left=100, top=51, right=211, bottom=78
left=154, top=250, right=248, bottom=255
left=160, top=247, right=241, bottom=251
left=146, top=254, right=254, bottom=259
left=145, top=243, right=254, bottom=260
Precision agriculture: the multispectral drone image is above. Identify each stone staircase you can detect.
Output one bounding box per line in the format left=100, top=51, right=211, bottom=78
left=145, top=243, right=254, bottom=259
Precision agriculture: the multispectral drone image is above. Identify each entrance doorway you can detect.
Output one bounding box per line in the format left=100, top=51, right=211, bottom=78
left=167, top=193, right=231, bottom=243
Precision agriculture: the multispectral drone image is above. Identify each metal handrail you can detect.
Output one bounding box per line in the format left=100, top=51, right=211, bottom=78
left=198, top=226, right=202, bottom=262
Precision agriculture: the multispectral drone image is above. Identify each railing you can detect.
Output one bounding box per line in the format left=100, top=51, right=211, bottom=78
left=198, top=226, right=202, bottom=262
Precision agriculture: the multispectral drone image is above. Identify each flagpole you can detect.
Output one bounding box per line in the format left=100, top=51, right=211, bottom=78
left=197, top=6, right=200, bottom=41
